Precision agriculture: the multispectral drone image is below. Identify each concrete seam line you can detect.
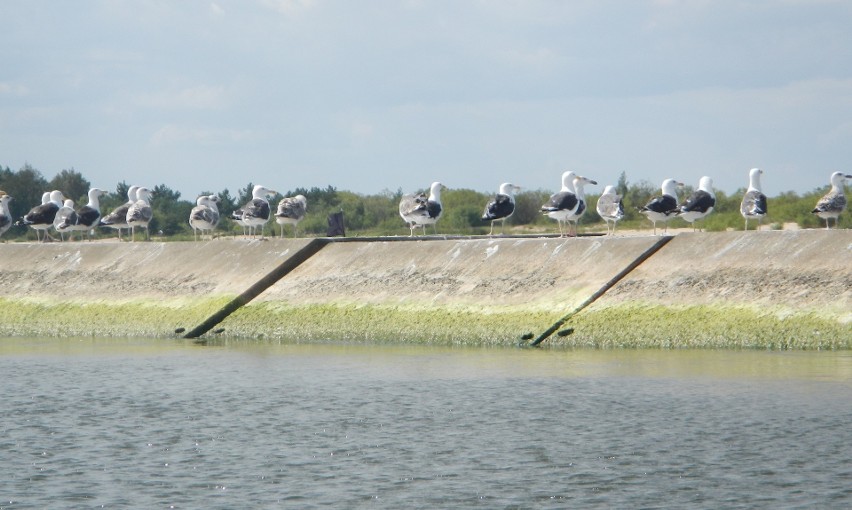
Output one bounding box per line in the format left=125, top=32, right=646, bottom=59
left=528, top=235, right=674, bottom=347
left=183, top=238, right=330, bottom=339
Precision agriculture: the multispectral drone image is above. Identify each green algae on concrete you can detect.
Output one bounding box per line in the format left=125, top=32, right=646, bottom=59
left=217, top=302, right=562, bottom=346
left=553, top=303, right=851, bottom=350
left=0, top=296, right=236, bottom=338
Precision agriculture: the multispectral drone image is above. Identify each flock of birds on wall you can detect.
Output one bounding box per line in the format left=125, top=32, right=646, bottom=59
left=0, top=169, right=849, bottom=242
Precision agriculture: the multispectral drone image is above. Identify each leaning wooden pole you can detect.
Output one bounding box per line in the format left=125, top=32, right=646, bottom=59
left=528, top=235, right=674, bottom=347
left=184, top=238, right=329, bottom=339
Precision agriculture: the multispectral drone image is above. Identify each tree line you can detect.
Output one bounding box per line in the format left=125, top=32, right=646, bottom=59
left=0, top=163, right=847, bottom=240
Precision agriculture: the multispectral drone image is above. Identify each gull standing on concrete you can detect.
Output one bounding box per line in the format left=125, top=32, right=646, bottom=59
left=276, top=194, right=308, bottom=238
left=741, top=168, right=768, bottom=231
left=66, top=188, right=108, bottom=241
left=126, top=187, right=153, bottom=241
left=596, top=185, right=625, bottom=236
left=53, top=199, right=77, bottom=241
left=189, top=195, right=221, bottom=240
left=20, top=190, right=65, bottom=242
left=812, top=171, right=851, bottom=229
left=0, top=195, right=14, bottom=240
left=678, top=176, right=716, bottom=231
left=398, top=182, right=444, bottom=236
left=100, top=185, right=140, bottom=241
left=540, top=171, right=578, bottom=237
left=482, top=183, right=521, bottom=235
left=640, top=178, right=683, bottom=235
left=240, top=185, right=277, bottom=238
left=565, top=175, right=597, bottom=236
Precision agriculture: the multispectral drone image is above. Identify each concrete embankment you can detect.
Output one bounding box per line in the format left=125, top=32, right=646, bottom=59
left=0, top=230, right=849, bottom=348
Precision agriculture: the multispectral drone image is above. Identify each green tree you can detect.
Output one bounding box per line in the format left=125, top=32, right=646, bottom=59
left=48, top=168, right=90, bottom=203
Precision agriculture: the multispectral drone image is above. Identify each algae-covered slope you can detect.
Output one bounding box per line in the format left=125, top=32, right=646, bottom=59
left=561, top=231, right=851, bottom=349
left=0, top=240, right=312, bottom=337
left=217, top=236, right=662, bottom=344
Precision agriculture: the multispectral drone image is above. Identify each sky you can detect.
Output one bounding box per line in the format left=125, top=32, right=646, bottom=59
left=1, top=0, right=851, bottom=200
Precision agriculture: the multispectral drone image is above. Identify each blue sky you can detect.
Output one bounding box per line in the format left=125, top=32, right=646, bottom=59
left=1, top=0, right=850, bottom=199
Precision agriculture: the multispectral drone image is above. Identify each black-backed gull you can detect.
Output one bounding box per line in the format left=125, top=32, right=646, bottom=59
left=482, top=183, right=521, bottom=235
left=540, top=171, right=578, bottom=237
left=678, top=176, right=716, bottom=231
left=640, top=178, right=683, bottom=235
left=21, top=190, right=65, bottom=242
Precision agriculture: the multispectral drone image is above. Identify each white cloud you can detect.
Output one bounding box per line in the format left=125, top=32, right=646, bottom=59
left=135, top=85, right=228, bottom=110
left=0, top=82, right=29, bottom=96
left=149, top=124, right=255, bottom=147
left=259, top=0, right=317, bottom=15
left=209, top=2, right=225, bottom=17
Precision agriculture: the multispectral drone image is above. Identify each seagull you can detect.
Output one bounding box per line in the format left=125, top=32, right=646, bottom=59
left=0, top=195, right=14, bottom=240
left=189, top=194, right=221, bottom=240
left=100, top=185, right=140, bottom=241
left=565, top=175, right=597, bottom=236
left=640, top=178, right=683, bottom=235
left=541, top=171, right=578, bottom=237
left=66, top=188, right=108, bottom=241
left=812, top=171, right=852, bottom=229
left=482, top=183, right=521, bottom=235
left=53, top=199, right=77, bottom=241
left=126, top=187, right=153, bottom=241
left=741, top=168, right=768, bottom=231
left=276, top=194, right=308, bottom=238
left=230, top=208, right=248, bottom=236
left=678, top=176, right=716, bottom=231
left=596, top=185, right=625, bottom=235
left=398, top=182, right=444, bottom=236
left=20, top=190, right=65, bottom=242
left=240, top=185, right=277, bottom=238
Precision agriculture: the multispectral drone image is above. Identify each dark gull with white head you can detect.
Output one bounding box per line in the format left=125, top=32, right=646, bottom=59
left=640, top=178, right=683, bottom=235
left=126, top=187, right=153, bottom=241
left=482, top=182, right=521, bottom=235
left=189, top=194, right=221, bottom=240
left=540, top=171, right=578, bottom=237
left=275, top=194, right=308, bottom=238
left=678, top=176, right=716, bottom=231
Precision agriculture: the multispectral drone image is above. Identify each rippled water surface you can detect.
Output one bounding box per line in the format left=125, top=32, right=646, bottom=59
left=1, top=338, right=851, bottom=509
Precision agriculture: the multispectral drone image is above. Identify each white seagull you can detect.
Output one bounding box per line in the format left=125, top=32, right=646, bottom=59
left=189, top=194, right=221, bottom=240
left=540, top=171, right=579, bottom=237
left=53, top=199, right=77, bottom=241
left=482, top=183, right=521, bottom=235
left=812, top=171, right=852, bottom=229
left=741, top=168, right=768, bottom=231
left=240, top=185, right=277, bottom=238
left=276, top=194, right=308, bottom=238
left=678, top=176, right=716, bottom=231
left=126, top=187, right=153, bottom=241
left=596, top=185, right=625, bottom=236
left=398, top=182, right=444, bottom=236
left=0, top=195, right=14, bottom=240
left=100, top=185, right=140, bottom=241
left=640, top=178, right=684, bottom=235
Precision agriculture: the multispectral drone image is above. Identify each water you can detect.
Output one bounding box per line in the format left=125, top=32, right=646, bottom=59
left=1, top=339, right=850, bottom=509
